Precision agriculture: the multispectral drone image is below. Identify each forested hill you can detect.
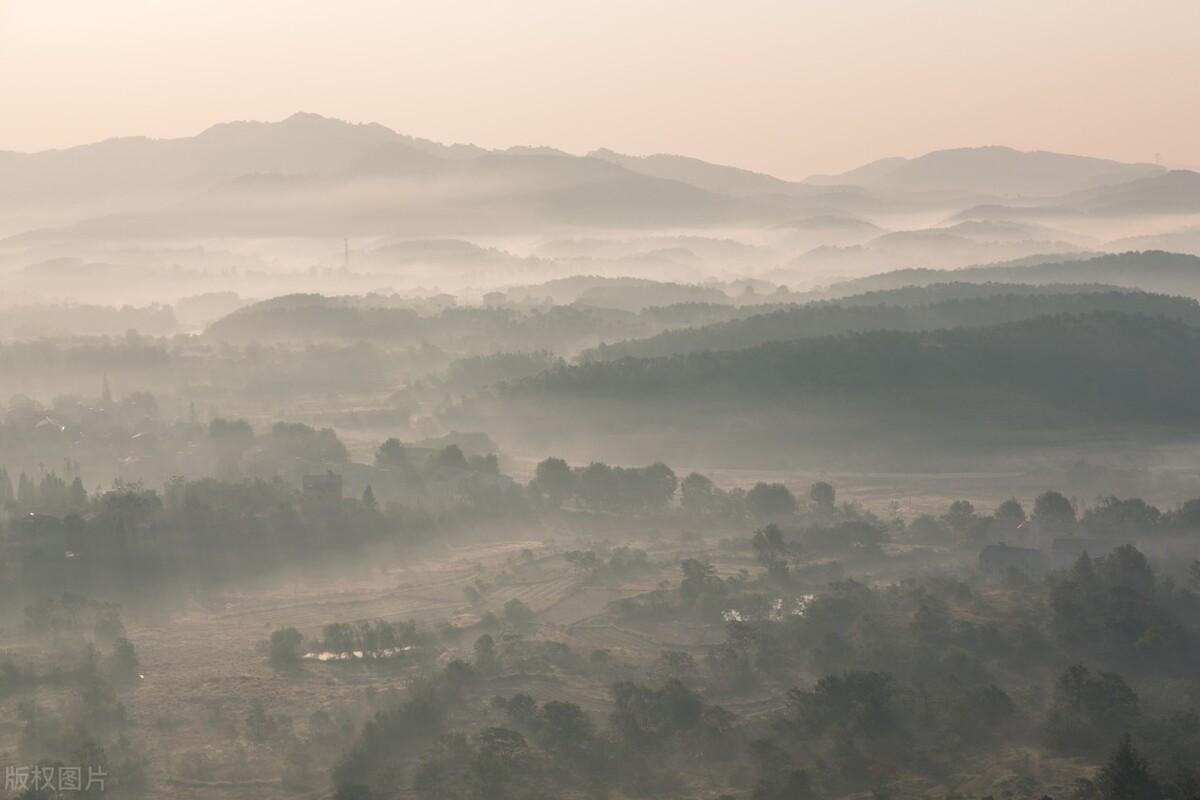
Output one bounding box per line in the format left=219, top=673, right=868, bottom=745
left=826, top=250, right=1200, bottom=296
left=510, top=312, right=1200, bottom=426
left=796, top=281, right=1125, bottom=308
left=583, top=289, right=1200, bottom=361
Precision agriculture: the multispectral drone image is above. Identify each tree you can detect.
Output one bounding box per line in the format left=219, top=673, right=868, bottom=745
left=375, top=437, right=409, bottom=468
left=428, top=445, right=470, bottom=473
left=208, top=417, right=254, bottom=477
left=750, top=737, right=814, bottom=800
left=787, top=671, right=897, bottom=741
left=246, top=700, right=281, bottom=743
left=657, top=650, right=699, bottom=683
left=1034, top=490, right=1076, bottom=533
left=502, top=599, right=535, bottom=630
left=906, top=514, right=953, bottom=545
left=412, top=733, right=477, bottom=800
left=575, top=462, right=615, bottom=509
left=641, top=462, right=678, bottom=508
left=809, top=481, right=836, bottom=511
left=610, top=679, right=703, bottom=748
left=1168, top=498, right=1200, bottom=532
left=17, top=472, right=35, bottom=508
left=0, top=467, right=13, bottom=506
left=473, top=726, right=531, bottom=796
left=537, top=700, right=595, bottom=760
left=1083, top=496, right=1161, bottom=540
left=473, top=634, right=501, bottom=675
left=267, top=421, right=349, bottom=464
left=679, top=559, right=726, bottom=613
left=994, top=498, right=1027, bottom=528
left=469, top=453, right=499, bottom=474
left=1047, top=665, right=1139, bottom=752
left=269, top=627, right=304, bottom=670
left=1100, top=544, right=1156, bottom=596
left=747, top=483, right=797, bottom=519
left=752, top=524, right=791, bottom=581
left=107, top=637, right=140, bottom=687
left=495, top=693, right=540, bottom=731
left=69, top=476, right=87, bottom=511
left=1096, top=734, right=1160, bottom=800
left=574, top=461, right=677, bottom=511
left=533, top=457, right=574, bottom=506
left=681, top=472, right=719, bottom=515
left=942, top=500, right=977, bottom=535
left=209, top=417, right=253, bottom=448
left=323, top=623, right=357, bottom=654
left=361, top=485, right=377, bottom=510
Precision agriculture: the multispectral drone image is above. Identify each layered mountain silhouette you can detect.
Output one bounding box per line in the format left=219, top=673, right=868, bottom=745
left=804, top=145, right=1165, bottom=199
left=0, top=115, right=1181, bottom=223
left=2, top=114, right=1197, bottom=281
left=587, top=148, right=821, bottom=198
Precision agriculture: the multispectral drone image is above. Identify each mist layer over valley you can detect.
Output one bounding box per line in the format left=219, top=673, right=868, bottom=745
left=5, top=111, right=1200, bottom=800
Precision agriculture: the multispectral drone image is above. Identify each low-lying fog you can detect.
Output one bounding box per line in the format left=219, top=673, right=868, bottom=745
left=5, top=115, right=1200, bottom=800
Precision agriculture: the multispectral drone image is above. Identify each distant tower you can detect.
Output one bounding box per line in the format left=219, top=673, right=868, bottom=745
left=101, top=373, right=113, bottom=405
left=343, top=237, right=350, bottom=272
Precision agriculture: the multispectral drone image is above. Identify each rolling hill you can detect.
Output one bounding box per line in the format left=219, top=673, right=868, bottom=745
left=823, top=251, right=1200, bottom=297
left=806, top=146, right=1164, bottom=199
left=588, top=148, right=820, bottom=197
left=446, top=311, right=1200, bottom=467
left=581, top=288, right=1199, bottom=361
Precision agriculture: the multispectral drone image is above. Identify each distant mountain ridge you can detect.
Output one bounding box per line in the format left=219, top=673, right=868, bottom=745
left=0, top=113, right=818, bottom=237
left=0, top=115, right=1173, bottom=213
left=1, top=114, right=1193, bottom=260
left=587, top=148, right=821, bottom=197
left=805, top=145, right=1165, bottom=198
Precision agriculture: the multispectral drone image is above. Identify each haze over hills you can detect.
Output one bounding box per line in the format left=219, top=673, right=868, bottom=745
left=587, top=148, right=823, bottom=198
left=0, top=113, right=404, bottom=228
left=1063, top=169, right=1200, bottom=215
left=11, top=9, right=1200, bottom=800
left=0, top=114, right=1183, bottom=226
left=0, top=113, right=833, bottom=236
left=804, top=156, right=909, bottom=187
left=947, top=170, right=1200, bottom=222
left=821, top=250, right=1200, bottom=297
left=1108, top=224, right=1200, bottom=256
left=2, top=113, right=1199, bottom=302
left=804, top=145, right=1166, bottom=198
left=580, top=286, right=1200, bottom=362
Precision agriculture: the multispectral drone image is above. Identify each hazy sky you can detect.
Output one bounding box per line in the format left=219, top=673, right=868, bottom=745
left=2, top=0, right=1198, bottom=179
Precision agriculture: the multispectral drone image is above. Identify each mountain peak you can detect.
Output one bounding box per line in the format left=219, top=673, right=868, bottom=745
left=196, top=111, right=397, bottom=138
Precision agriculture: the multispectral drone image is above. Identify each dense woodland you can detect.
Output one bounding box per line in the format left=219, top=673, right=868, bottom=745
left=582, top=290, right=1200, bottom=361
left=7, top=416, right=1200, bottom=798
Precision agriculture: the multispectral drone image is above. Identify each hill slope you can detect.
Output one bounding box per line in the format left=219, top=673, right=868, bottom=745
left=807, top=146, right=1164, bottom=198
left=824, top=251, right=1200, bottom=297
left=456, top=312, right=1200, bottom=466
left=582, top=288, right=1200, bottom=361
left=588, top=148, right=819, bottom=197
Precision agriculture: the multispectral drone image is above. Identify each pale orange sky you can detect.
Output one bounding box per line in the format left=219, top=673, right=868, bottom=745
left=1, top=0, right=1197, bottom=179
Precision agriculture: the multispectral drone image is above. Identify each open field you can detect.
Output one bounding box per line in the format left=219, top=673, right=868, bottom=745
left=2, top=519, right=786, bottom=798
